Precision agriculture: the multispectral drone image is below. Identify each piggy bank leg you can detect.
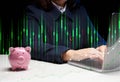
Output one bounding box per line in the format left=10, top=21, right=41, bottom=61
left=11, top=67, right=17, bottom=71
left=24, top=66, right=28, bottom=70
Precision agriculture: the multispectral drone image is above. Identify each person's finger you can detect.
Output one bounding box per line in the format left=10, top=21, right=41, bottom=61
left=89, top=54, right=103, bottom=64
left=96, top=45, right=107, bottom=55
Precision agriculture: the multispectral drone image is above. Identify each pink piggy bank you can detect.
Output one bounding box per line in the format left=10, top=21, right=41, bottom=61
left=8, top=46, right=31, bottom=71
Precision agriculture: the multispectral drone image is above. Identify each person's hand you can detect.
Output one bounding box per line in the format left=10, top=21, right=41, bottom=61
left=96, top=45, right=107, bottom=58
left=62, top=48, right=104, bottom=63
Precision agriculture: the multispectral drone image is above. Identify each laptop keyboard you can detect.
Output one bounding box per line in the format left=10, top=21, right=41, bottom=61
left=71, top=58, right=102, bottom=69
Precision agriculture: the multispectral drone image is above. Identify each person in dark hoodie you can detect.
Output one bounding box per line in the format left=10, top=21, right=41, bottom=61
left=21, top=0, right=107, bottom=64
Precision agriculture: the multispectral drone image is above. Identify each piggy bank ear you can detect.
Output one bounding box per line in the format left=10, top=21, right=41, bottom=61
left=25, top=46, right=31, bottom=53
left=9, top=47, right=15, bottom=53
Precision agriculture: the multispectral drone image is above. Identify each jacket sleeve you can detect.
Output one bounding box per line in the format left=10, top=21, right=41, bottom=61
left=87, top=16, right=107, bottom=48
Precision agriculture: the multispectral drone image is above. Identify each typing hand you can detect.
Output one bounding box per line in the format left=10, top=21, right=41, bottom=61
left=96, top=45, right=107, bottom=58
left=63, top=48, right=104, bottom=64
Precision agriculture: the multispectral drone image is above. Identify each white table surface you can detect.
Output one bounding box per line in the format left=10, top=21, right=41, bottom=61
left=0, top=55, right=120, bottom=82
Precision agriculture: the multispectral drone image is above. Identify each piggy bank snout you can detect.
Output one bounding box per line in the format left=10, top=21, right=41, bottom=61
left=17, top=56, right=25, bottom=65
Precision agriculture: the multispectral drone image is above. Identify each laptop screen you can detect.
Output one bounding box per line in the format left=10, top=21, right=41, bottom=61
left=107, top=13, right=120, bottom=47
left=102, top=13, right=120, bottom=71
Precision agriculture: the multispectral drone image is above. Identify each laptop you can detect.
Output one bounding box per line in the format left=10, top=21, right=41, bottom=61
left=68, top=13, right=120, bottom=73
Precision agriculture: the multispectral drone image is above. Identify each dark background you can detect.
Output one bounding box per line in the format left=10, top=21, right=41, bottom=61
left=82, top=0, right=120, bottom=41
left=0, top=0, right=120, bottom=53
